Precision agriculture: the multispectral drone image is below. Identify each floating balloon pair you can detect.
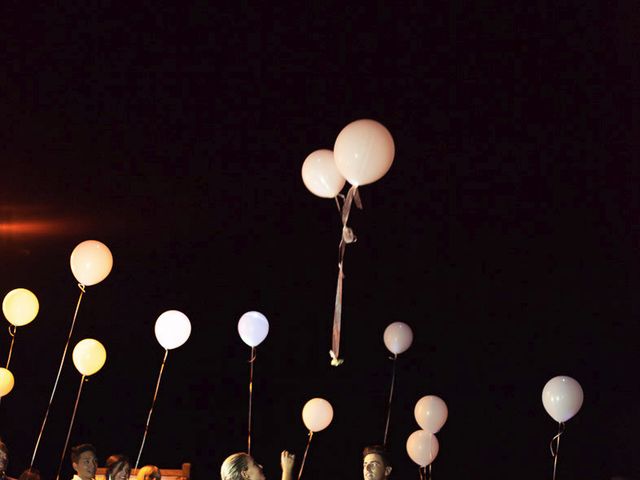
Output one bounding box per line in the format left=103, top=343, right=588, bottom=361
left=407, top=396, right=448, bottom=471
left=301, top=120, right=395, bottom=365
left=301, top=119, right=395, bottom=197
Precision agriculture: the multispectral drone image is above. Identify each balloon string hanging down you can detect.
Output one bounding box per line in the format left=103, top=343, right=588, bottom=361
left=55, top=375, right=86, bottom=480
left=135, top=349, right=169, bottom=470
left=31, top=283, right=85, bottom=468
left=247, top=347, right=256, bottom=455
left=383, top=353, right=398, bottom=445
left=550, top=422, right=565, bottom=480
left=330, top=185, right=362, bottom=366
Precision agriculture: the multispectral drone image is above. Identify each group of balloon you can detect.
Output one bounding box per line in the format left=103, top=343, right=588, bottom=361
left=299, top=118, right=586, bottom=476
left=0, top=119, right=586, bottom=477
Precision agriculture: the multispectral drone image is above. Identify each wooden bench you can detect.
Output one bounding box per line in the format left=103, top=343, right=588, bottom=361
left=96, top=463, right=191, bottom=480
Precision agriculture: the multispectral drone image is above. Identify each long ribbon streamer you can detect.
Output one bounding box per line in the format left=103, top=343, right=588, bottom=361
left=135, top=349, right=169, bottom=470
left=330, top=185, right=362, bottom=366
left=383, top=353, right=398, bottom=445
left=247, top=346, right=256, bottom=455
left=550, top=421, right=565, bottom=480
left=55, top=375, right=86, bottom=480
left=297, top=430, right=313, bottom=480
left=31, top=283, right=86, bottom=469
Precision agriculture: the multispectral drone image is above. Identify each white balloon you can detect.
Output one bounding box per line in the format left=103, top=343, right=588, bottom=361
left=542, top=375, right=584, bottom=422
left=334, top=119, right=395, bottom=186
left=70, top=240, right=113, bottom=286
left=406, top=430, right=439, bottom=467
left=238, top=311, right=269, bottom=347
left=414, top=395, right=448, bottom=433
left=302, top=397, right=334, bottom=432
left=383, top=322, right=413, bottom=355
left=155, top=310, right=191, bottom=350
left=301, top=149, right=346, bottom=198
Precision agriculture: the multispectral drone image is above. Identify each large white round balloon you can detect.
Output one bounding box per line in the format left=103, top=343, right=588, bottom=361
left=0, top=368, right=15, bottom=397
left=414, top=395, right=448, bottom=433
left=334, top=119, right=395, bottom=186
left=237, top=311, right=269, bottom=347
left=301, top=149, right=346, bottom=198
left=155, top=310, right=191, bottom=350
left=302, top=398, right=334, bottom=432
left=72, top=339, right=107, bottom=376
left=406, top=430, right=439, bottom=467
left=70, top=240, right=113, bottom=286
left=542, top=375, right=584, bottom=422
left=3, top=288, right=39, bottom=326
left=383, top=322, right=413, bottom=355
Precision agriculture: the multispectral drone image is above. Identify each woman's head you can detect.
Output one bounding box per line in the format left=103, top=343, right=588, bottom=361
left=136, top=466, right=161, bottom=480
left=105, top=454, right=131, bottom=480
left=220, top=453, right=264, bottom=480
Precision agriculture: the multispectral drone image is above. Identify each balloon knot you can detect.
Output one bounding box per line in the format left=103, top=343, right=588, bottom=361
left=329, top=350, right=344, bottom=366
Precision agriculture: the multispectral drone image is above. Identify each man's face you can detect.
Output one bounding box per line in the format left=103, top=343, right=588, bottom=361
left=363, top=453, right=391, bottom=480
left=73, top=451, right=97, bottom=480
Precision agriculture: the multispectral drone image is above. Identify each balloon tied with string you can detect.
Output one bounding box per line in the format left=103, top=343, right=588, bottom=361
left=301, top=119, right=395, bottom=366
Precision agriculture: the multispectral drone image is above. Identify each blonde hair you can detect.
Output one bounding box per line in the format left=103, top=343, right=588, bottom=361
left=220, top=453, right=250, bottom=480
left=136, top=466, right=161, bottom=480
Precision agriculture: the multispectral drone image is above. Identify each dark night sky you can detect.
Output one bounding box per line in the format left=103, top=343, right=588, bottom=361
left=0, top=3, right=637, bottom=480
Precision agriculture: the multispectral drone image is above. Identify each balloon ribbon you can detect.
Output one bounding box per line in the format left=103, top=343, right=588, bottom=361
left=55, top=375, right=86, bottom=480
left=135, top=349, right=169, bottom=469
left=5, top=325, right=17, bottom=368
left=297, top=430, right=313, bottom=480
left=383, top=353, right=398, bottom=445
left=330, top=185, right=362, bottom=366
left=31, top=283, right=86, bottom=469
left=550, top=421, right=565, bottom=480
left=247, top=346, right=256, bottom=455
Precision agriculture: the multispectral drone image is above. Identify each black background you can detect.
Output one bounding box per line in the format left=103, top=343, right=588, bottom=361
left=0, top=3, right=637, bottom=480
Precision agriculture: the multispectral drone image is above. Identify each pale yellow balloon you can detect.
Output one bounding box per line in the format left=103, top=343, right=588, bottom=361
left=2, top=288, right=39, bottom=326
left=334, top=119, right=395, bottom=186
left=0, top=368, right=15, bottom=397
left=72, top=338, right=107, bottom=376
left=70, top=240, right=113, bottom=286
left=301, top=149, right=346, bottom=198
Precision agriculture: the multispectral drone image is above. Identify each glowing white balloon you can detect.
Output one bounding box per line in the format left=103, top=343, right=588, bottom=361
left=0, top=368, right=15, bottom=397
left=301, top=149, right=346, bottom=198
left=334, top=119, right=395, bottom=186
left=3, top=288, right=39, bottom=326
left=406, top=430, right=439, bottom=467
left=414, top=395, right=448, bottom=433
left=302, top=398, right=334, bottom=432
left=237, top=311, right=269, bottom=347
left=383, top=322, right=413, bottom=355
left=155, top=310, right=191, bottom=350
left=542, top=375, right=584, bottom=423
left=72, top=339, right=107, bottom=376
left=70, top=240, right=113, bottom=286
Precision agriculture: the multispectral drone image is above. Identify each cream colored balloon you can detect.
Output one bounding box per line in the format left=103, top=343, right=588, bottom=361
left=334, top=119, right=395, bottom=186
left=70, top=240, right=113, bottom=286
left=301, top=149, right=346, bottom=198
left=2, top=288, right=39, bottom=326
left=72, top=338, right=107, bottom=376
left=0, top=368, right=15, bottom=396
left=302, top=397, right=334, bottom=432
left=406, top=430, right=439, bottom=467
